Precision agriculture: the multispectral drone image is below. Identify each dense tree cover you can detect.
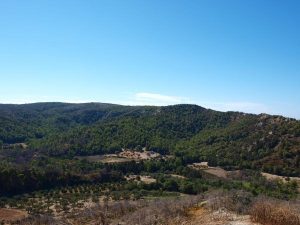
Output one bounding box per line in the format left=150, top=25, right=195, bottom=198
left=0, top=157, right=123, bottom=196
left=175, top=115, right=300, bottom=176
left=0, top=155, right=200, bottom=197
left=0, top=102, right=157, bottom=143
left=0, top=102, right=298, bottom=220
left=0, top=103, right=299, bottom=176
left=28, top=104, right=234, bottom=156
left=0, top=153, right=297, bottom=200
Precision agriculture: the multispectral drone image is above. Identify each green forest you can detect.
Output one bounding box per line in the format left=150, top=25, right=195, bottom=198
left=1, top=103, right=299, bottom=176
left=0, top=102, right=299, bottom=220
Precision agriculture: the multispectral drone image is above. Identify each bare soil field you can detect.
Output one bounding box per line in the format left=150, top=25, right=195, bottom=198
left=119, top=149, right=160, bottom=160
left=170, top=174, right=187, bottom=179
left=188, top=163, right=228, bottom=179
left=98, top=156, right=132, bottom=163
left=76, top=155, right=131, bottom=163
left=202, top=167, right=228, bottom=179
left=0, top=208, right=28, bottom=223
left=261, top=172, right=300, bottom=183
left=125, top=175, right=156, bottom=184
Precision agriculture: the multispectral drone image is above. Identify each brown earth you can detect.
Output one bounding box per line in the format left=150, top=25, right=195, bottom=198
left=202, top=167, right=228, bottom=179
left=0, top=208, right=28, bottom=223
left=261, top=172, right=300, bottom=183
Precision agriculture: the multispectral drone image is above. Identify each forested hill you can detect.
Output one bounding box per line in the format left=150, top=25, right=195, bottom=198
left=0, top=102, right=157, bottom=143
left=0, top=102, right=299, bottom=176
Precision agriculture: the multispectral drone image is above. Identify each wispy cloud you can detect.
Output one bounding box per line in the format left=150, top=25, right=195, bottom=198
left=122, top=92, right=270, bottom=115
left=123, top=92, right=192, bottom=106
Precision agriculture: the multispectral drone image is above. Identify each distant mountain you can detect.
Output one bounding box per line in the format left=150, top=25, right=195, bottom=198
left=0, top=102, right=299, bottom=176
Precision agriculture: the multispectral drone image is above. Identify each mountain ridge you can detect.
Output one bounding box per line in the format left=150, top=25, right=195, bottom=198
left=0, top=102, right=299, bottom=176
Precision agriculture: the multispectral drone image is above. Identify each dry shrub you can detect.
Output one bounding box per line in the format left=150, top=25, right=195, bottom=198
left=72, top=200, right=145, bottom=225
left=117, top=195, right=204, bottom=225
left=14, top=215, right=60, bottom=225
left=250, top=198, right=300, bottom=225
left=19, top=196, right=203, bottom=225
left=204, top=190, right=253, bottom=214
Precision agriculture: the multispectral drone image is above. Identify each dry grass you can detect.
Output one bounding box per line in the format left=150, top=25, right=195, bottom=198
left=15, top=196, right=204, bottom=225
left=250, top=198, right=300, bottom=225
left=116, top=196, right=203, bottom=225
left=12, top=215, right=60, bottom=225
left=204, top=190, right=253, bottom=214
left=14, top=191, right=300, bottom=225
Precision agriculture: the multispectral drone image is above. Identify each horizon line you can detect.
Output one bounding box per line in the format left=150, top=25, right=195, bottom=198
left=0, top=100, right=297, bottom=120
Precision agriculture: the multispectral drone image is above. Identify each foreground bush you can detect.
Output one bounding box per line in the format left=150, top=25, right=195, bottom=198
left=250, top=198, right=300, bottom=225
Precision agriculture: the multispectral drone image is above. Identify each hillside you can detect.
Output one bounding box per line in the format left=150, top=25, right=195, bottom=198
left=0, top=103, right=299, bottom=176
left=0, top=102, right=157, bottom=144
left=0, top=103, right=299, bottom=224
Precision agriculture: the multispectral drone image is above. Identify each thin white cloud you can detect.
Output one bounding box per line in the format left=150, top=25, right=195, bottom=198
left=123, top=92, right=192, bottom=106
left=120, top=92, right=269, bottom=114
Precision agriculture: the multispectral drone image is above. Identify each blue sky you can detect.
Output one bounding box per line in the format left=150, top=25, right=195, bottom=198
left=0, top=0, right=299, bottom=118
